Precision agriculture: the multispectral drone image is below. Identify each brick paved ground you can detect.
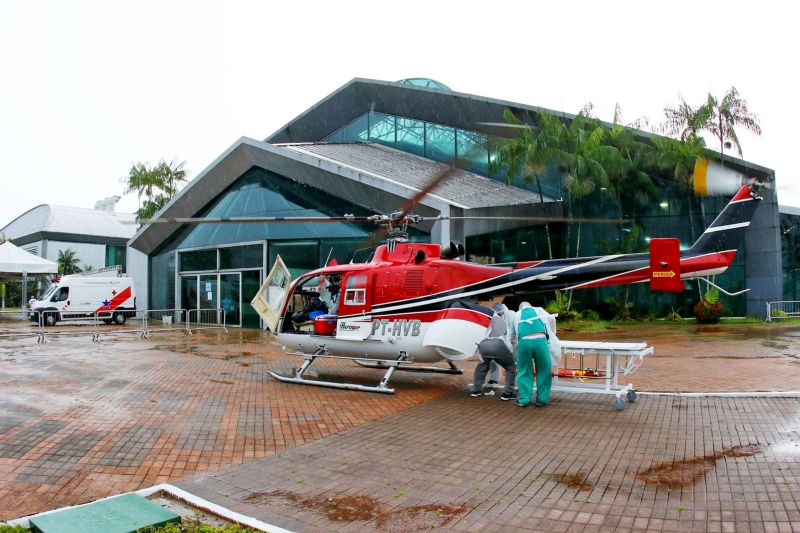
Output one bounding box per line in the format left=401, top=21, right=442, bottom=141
left=0, top=329, right=456, bottom=520
left=179, top=393, right=800, bottom=532
left=2, top=322, right=800, bottom=529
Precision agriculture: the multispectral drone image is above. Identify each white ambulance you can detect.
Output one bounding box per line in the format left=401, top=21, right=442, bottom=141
left=31, top=272, right=136, bottom=326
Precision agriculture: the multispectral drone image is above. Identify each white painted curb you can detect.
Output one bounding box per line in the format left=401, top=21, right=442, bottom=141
left=637, top=391, right=800, bottom=398
left=5, top=483, right=293, bottom=533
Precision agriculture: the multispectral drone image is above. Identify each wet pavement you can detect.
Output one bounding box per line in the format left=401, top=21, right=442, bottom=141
left=1, top=322, right=800, bottom=531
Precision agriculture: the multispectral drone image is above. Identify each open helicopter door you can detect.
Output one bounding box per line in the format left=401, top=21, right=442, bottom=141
left=251, top=255, right=292, bottom=331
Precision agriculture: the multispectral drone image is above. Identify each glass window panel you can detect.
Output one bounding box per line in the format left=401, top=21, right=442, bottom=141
left=269, top=241, right=320, bottom=279
left=339, top=113, right=369, bottom=141
left=105, top=245, right=126, bottom=269
left=176, top=169, right=371, bottom=249
left=241, top=270, right=262, bottom=328
left=457, top=130, right=489, bottom=175
left=149, top=251, right=176, bottom=310
left=396, top=118, right=425, bottom=157
left=368, top=112, right=396, bottom=147
left=220, top=244, right=263, bottom=270
left=180, top=249, right=217, bottom=272
left=180, top=275, right=198, bottom=311
left=424, top=123, right=456, bottom=164
left=220, top=273, right=241, bottom=326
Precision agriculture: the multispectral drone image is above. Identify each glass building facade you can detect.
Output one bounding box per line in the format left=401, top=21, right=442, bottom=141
left=324, top=111, right=564, bottom=201
left=148, top=167, right=412, bottom=327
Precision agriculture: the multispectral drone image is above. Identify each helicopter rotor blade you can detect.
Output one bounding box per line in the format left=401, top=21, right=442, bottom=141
left=428, top=215, right=630, bottom=225
left=129, top=215, right=373, bottom=225
left=395, top=164, right=457, bottom=218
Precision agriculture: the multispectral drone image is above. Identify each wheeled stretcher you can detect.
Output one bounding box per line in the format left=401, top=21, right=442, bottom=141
left=549, top=340, right=653, bottom=409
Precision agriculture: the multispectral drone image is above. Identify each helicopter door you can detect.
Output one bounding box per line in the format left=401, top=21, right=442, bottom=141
left=336, top=272, right=372, bottom=340
left=251, top=255, right=291, bottom=332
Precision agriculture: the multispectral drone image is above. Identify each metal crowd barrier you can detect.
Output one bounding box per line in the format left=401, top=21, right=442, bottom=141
left=765, top=301, right=800, bottom=323
left=1, top=308, right=223, bottom=343
left=0, top=309, right=42, bottom=341
left=142, top=309, right=186, bottom=338
left=186, top=308, right=227, bottom=335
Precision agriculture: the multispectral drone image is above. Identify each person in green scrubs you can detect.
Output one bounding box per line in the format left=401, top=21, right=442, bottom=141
left=515, top=302, right=552, bottom=407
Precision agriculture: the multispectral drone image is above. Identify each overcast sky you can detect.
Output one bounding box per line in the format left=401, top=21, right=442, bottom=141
left=0, top=0, right=795, bottom=229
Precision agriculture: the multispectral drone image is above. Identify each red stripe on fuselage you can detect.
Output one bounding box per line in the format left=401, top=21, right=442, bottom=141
left=681, top=251, right=737, bottom=273
left=95, top=286, right=132, bottom=313
left=370, top=308, right=492, bottom=327
left=568, top=250, right=738, bottom=290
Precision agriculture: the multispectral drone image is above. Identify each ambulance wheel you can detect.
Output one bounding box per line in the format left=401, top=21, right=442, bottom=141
left=627, top=389, right=638, bottom=402
left=44, top=313, right=57, bottom=327
left=612, top=397, right=626, bottom=410
left=113, top=312, right=126, bottom=325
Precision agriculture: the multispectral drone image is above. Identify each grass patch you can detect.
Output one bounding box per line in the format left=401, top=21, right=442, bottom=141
left=0, top=525, right=29, bottom=533
left=141, top=520, right=259, bottom=532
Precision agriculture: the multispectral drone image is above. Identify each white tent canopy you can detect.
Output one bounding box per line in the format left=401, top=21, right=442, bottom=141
left=0, top=241, right=57, bottom=274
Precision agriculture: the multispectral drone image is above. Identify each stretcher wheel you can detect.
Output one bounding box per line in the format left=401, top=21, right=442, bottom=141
left=627, top=389, right=638, bottom=402
left=612, top=397, right=626, bottom=410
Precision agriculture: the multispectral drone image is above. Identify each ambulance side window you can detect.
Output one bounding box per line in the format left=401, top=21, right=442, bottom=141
left=53, top=287, right=69, bottom=302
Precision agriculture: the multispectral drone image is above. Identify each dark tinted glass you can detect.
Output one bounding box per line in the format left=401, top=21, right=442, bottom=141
left=220, top=244, right=262, bottom=269
left=180, top=250, right=217, bottom=271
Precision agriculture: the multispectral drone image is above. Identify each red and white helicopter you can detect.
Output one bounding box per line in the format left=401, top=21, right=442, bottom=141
left=247, top=181, right=761, bottom=393
left=150, top=175, right=762, bottom=394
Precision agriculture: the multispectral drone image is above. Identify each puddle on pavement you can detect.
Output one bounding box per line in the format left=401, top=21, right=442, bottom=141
left=245, top=490, right=467, bottom=528
left=551, top=471, right=593, bottom=492
left=638, top=444, right=761, bottom=488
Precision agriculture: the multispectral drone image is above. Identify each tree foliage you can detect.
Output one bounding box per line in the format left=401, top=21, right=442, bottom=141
left=57, top=248, right=81, bottom=275
left=125, top=159, right=188, bottom=222
left=662, top=87, right=761, bottom=157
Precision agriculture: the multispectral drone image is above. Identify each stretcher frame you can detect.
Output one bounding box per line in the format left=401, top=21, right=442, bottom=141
left=549, top=340, right=653, bottom=409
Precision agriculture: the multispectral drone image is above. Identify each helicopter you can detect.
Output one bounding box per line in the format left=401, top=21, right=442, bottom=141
left=145, top=170, right=762, bottom=394
left=245, top=180, right=761, bottom=393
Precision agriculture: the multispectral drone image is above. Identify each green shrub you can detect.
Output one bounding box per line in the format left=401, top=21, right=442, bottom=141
left=693, top=287, right=724, bottom=324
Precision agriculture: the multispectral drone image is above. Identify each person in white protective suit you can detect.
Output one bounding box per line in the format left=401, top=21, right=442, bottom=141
left=469, top=303, right=518, bottom=401
left=485, top=302, right=517, bottom=387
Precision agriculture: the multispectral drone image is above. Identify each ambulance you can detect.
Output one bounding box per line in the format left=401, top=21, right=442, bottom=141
left=31, top=271, right=136, bottom=326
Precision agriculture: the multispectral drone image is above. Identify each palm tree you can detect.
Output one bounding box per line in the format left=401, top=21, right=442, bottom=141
left=558, top=105, right=615, bottom=258
left=701, top=87, right=762, bottom=157
left=606, top=106, right=660, bottom=241
left=124, top=159, right=188, bottom=222
left=662, top=97, right=712, bottom=142
left=490, top=110, right=564, bottom=259
left=57, top=249, right=81, bottom=275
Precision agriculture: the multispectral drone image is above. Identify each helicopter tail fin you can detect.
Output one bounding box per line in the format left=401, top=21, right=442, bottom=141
left=688, top=183, right=762, bottom=257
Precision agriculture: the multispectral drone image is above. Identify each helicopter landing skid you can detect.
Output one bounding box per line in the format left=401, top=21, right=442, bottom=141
left=267, top=349, right=411, bottom=394
left=353, top=359, right=463, bottom=375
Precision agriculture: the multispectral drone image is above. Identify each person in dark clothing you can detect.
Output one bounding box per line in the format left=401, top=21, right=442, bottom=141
left=469, top=310, right=517, bottom=401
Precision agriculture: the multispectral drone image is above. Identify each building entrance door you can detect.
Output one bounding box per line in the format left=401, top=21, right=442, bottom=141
left=181, top=273, right=244, bottom=327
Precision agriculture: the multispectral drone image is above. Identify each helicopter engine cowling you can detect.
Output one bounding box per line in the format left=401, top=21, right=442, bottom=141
left=421, top=303, right=493, bottom=361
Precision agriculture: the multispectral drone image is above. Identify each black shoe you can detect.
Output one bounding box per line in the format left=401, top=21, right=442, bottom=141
left=469, top=391, right=482, bottom=397
left=501, top=392, right=517, bottom=401
left=535, top=402, right=546, bottom=407
left=515, top=400, right=528, bottom=407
